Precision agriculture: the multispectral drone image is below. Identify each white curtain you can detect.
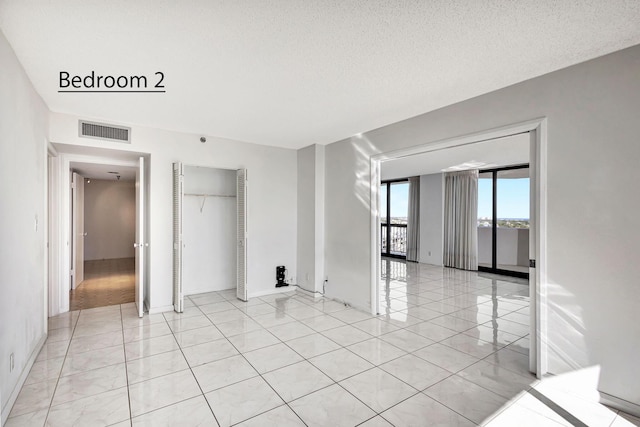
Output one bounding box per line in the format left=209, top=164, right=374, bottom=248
left=406, top=177, right=420, bottom=262
left=443, top=170, right=478, bottom=270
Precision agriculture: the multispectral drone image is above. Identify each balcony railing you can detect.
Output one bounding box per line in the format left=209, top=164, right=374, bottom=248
left=381, top=223, right=407, bottom=257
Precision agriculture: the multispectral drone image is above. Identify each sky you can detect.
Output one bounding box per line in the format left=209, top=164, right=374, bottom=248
left=478, top=177, right=529, bottom=219
left=382, top=177, right=529, bottom=219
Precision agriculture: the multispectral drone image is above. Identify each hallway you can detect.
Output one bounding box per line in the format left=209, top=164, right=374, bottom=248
left=69, top=258, right=135, bottom=311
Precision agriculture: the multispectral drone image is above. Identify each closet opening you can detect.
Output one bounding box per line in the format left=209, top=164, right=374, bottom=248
left=173, top=164, right=247, bottom=312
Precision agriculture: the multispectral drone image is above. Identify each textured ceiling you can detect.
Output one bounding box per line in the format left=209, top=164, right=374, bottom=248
left=381, top=133, right=529, bottom=180
left=1, top=1, right=639, bottom=149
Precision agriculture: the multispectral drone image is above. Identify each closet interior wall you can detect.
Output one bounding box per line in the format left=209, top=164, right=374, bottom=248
left=183, top=166, right=237, bottom=295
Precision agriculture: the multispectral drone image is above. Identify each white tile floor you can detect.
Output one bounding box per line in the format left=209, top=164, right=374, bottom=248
left=6, top=259, right=640, bottom=426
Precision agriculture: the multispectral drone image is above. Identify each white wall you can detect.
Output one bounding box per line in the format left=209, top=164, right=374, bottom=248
left=478, top=227, right=529, bottom=267
left=83, top=179, right=135, bottom=260
left=322, top=45, right=640, bottom=407
left=183, top=166, right=237, bottom=294
left=49, top=113, right=297, bottom=309
left=418, top=173, right=443, bottom=265
left=0, top=30, right=48, bottom=423
left=297, top=145, right=316, bottom=289
left=296, top=144, right=326, bottom=293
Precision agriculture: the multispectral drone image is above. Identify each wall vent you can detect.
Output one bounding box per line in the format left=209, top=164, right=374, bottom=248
left=78, top=120, right=131, bottom=143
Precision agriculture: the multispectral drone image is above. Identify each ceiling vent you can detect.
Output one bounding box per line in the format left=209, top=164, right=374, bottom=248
left=78, top=120, right=131, bottom=143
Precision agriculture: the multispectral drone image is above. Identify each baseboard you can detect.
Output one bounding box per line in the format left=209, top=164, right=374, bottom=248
left=1, top=333, right=47, bottom=426
left=148, top=305, right=174, bottom=314
left=325, top=295, right=369, bottom=314
left=600, top=390, right=640, bottom=418
left=295, top=286, right=325, bottom=299
left=185, top=287, right=235, bottom=296
left=249, top=285, right=298, bottom=299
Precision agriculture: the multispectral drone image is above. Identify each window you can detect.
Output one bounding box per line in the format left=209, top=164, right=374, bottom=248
left=477, top=165, right=530, bottom=278
left=380, top=180, right=409, bottom=258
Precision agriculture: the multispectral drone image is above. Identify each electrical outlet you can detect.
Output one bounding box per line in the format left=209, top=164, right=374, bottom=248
left=428, top=251, right=431, bottom=256
left=9, top=352, right=14, bottom=372
left=306, top=273, right=310, bottom=282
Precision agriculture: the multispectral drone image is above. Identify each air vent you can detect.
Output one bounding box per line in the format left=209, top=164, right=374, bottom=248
left=78, top=120, right=131, bottom=143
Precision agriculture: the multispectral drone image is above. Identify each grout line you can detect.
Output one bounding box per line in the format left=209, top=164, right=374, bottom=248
left=120, top=304, right=134, bottom=425
left=169, top=309, right=222, bottom=427
left=40, top=309, right=79, bottom=425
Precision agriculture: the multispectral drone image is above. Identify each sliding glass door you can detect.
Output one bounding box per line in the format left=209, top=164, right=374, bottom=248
left=380, top=180, right=409, bottom=258
left=478, top=165, right=530, bottom=278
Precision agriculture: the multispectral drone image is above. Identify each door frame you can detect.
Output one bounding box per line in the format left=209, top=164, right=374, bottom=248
left=49, top=151, right=148, bottom=315
left=71, top=172, right=85, bottom=289
left=369, top=117, right=548, bottom=378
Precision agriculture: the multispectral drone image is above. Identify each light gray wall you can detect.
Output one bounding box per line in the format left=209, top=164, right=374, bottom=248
left=0, top=30, right=48, bottom=422
left=50, top=112, right=298, bottom=306
left=418, top=173, right=444, bottom=266
left=182, top=166, right=237, bottom=294
left=297, top=145, right=316, bottom=290
left=83, top=179, right=135, bottom=260
left=322, top=45, right=640, bottom=406
left=297, top=144, right=325, bottom=292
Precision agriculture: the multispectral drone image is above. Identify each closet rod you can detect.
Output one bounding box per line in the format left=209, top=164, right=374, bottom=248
left=184, top=193, right=236, bottom=197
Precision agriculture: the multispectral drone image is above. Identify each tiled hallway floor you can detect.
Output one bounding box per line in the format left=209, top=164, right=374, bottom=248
left=7, top=260, right=639, bottom=426
left=69, top=258, right=135, bottom=311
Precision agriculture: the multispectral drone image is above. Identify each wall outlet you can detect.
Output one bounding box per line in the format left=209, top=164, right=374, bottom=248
left=9, top=353, right=14, bottom=372
left=306, top=273, right=310, bottom=282
left=428, top=251, right=431, bottom=256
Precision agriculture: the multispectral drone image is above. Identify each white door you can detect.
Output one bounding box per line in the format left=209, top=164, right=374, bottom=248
left=134, top=157, right=145, bottom=318
left=173, top=162, right=184, bottom=312
left=528, top=131, right=538, bottom=376
left=71, top=172, right=85, bottom=289
left=236, top=169, right=247, bottom=301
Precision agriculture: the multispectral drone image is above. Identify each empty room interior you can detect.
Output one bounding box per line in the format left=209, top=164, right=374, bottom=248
left=1, top=2, right=639, bottom=426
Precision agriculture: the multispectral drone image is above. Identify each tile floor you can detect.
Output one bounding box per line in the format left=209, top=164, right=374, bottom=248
left=6, top=259, right=639, bottom=426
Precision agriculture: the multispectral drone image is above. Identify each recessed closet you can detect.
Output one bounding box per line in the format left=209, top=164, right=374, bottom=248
left=173, top=164, right=247, bottom=311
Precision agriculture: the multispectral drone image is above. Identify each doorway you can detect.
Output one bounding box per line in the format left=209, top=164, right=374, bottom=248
left=69, top=165, right=137, bottom=310
left=370, top=119, right=547, bottom=378
left=48, top=148, right=148, bottom=318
